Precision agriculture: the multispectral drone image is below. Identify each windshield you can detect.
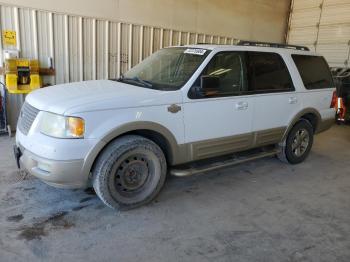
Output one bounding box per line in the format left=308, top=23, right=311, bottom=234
left=119, top=47, right=210, bottom=90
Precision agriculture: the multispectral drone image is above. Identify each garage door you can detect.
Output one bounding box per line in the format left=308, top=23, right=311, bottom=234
left=287, top=0, right=350, bottom=68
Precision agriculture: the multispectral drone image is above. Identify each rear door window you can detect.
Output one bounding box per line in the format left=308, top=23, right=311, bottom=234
left=246, top=52, right=294, bottom=94
left=292, top=55, right=334, bottom=89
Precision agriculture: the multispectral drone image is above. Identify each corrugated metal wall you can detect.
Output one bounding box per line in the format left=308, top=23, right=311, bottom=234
left=287, top=0, right=350, bottom=68
left=0, top=4, right=236, bottom=129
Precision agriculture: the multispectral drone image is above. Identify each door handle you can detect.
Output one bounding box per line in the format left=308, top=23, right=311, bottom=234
left=236, top=101, right=248, bottom=110
left=288, top=97, right=298, bottom=104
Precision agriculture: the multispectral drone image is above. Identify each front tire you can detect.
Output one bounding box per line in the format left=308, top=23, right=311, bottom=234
left=278, top=119, right=314, bottom=164
left=92, top=135, right=167, bottom=210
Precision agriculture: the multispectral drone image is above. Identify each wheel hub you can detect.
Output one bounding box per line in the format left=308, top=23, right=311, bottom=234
left=116, top=157, right=149, bottom=192
left=292, top=128, right=309, bottom=157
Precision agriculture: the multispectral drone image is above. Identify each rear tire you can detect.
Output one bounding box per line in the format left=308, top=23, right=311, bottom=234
left=92, top=135, right=167, bottom=210
left=278, top=119, right=314, bottom=164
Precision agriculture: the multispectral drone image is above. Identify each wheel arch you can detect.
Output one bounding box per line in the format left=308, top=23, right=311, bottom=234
left=82, top=121, right=186, bottom=180
left=282, top=108, right=321, bottom=141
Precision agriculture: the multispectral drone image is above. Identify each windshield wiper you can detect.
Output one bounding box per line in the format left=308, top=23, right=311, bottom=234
left=119, top=75, right=153, bottom=88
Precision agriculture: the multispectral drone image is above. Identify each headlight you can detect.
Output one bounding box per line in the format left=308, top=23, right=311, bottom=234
left=39, top=112, right=85, bottom=138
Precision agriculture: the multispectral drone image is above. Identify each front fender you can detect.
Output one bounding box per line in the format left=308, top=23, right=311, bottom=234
left=82, top=121, right=189, bottom=181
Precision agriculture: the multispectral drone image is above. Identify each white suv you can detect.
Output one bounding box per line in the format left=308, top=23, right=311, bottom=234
left=14, top=41, right=336, bottom=209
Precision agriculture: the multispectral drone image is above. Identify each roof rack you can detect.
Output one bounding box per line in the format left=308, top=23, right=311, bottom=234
left=235, top=40, right=310, bottom=51
left=196, top=42, right=216, bottom=45
left=194, top=40, right=310, bottom=51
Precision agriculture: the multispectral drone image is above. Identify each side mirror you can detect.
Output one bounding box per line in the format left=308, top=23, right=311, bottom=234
left=201, top=75, right=220, bottom=91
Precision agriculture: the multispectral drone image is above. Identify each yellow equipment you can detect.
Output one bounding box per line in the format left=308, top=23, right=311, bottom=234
left=4, top=58, right=42, bottom=94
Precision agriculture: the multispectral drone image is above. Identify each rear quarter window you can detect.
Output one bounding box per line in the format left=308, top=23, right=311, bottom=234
left=292, top=55, right=334, bottom=90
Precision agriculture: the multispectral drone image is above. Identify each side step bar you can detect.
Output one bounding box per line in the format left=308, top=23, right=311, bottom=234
left=170, top=149, right=280, bottom=177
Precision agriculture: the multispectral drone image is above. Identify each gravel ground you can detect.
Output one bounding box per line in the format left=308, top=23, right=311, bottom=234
left=0, top=125, right=350, bottom=262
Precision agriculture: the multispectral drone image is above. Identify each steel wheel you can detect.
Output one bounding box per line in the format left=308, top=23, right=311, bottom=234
left=93, top=135, right=167, bottom=210
left=114, top=153, right=152, bottom=196
left=108, top=148, right=160, bottom=204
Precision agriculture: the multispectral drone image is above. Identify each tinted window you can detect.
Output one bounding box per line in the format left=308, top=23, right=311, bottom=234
left=189, top=52, right=247, bottom=98
left=292, top=55, right=333, bottom=89
left=246, top=52, right=294, bottom=93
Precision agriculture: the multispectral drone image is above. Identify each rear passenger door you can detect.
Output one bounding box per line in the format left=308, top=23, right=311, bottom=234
left=246, top=52, right=301, bottom=146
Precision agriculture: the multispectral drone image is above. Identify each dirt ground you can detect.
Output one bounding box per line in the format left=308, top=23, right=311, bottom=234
left=0, top=125, right=350, bottom=262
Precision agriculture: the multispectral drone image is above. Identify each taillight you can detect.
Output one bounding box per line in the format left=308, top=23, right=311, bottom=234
left=330, top=91, right=337, bottom=108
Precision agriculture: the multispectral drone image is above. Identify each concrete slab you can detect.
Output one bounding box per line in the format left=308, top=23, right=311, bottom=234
left=0, top=126, right=349, bottom=262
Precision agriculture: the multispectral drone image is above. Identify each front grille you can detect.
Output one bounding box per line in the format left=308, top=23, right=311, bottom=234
left=18, top=102, right=40, bottom=135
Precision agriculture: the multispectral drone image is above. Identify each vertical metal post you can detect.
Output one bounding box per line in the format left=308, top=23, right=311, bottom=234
left=285, top=0, right=295, bottom=44
left=160, top=28, right=164, bottom=48
left=64, top=15, right=69, bottom=83
left=14, top=7, right=21, bottom=52
left=32, top=10, right=38, bottom=59
left=128, top=23, right=132, bottom=70
left=78, top=17, right=83, bottom=81
left=105, top=20, right=109, bottom=79
left=170, top=30, right=173, bottom=46
left=116, top=22, right=121, bottom=78
left=92, top=18, right=96, bottom=80
left=139, top=25, right=143, bottom=63
left=48, top=12, right=55, bottom=83
left=314, top=0, right=325, bottom=52
left=150, top=27, right=154, bottom=54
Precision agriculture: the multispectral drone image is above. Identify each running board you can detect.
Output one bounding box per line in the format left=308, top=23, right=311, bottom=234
left=170, top=149, right=280, bottom=177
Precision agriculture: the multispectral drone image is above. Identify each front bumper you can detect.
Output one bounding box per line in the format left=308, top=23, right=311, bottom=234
left=15, top=124, right=105, bottom=189
left=17, top=145, right=87, bottom=189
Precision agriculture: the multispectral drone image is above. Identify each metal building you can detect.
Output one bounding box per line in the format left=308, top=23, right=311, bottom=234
left=287, top=0, right=350, bottom=68
left=0, top=5, right=236, bottom=128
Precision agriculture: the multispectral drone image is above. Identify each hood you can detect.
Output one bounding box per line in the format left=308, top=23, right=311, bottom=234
left=25, top=80, right=183, bottom=115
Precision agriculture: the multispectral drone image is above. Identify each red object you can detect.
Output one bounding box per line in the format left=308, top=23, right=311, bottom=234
left=330, top=91, right=337, bottom=108
left=330, top=91, right=347, bottom=121
left=338, top=98, right=346, bottom=120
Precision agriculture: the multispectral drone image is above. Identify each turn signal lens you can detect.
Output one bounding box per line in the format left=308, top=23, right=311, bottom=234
left=67, top=117, right=85, bottom=138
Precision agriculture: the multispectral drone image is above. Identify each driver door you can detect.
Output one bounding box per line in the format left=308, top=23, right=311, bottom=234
left=183, top=52, right=254, bottom=161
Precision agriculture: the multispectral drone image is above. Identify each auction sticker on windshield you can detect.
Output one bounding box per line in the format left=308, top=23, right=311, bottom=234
left=184, top=49, right=207, bottom=55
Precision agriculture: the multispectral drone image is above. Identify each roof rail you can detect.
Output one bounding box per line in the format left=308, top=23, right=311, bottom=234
left=235, top=40, right=310, bottom=51
left=194, top=40, right=310, bottom=51
left=196, top=42, right=216, bottom=45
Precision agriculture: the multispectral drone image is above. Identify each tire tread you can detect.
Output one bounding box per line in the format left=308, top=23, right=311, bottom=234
left=92, top=135, right=167, bottom=210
